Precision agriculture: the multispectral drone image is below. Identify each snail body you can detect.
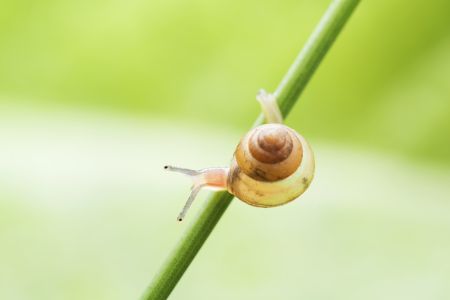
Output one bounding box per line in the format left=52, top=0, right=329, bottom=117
left=166, top=90, right=315, bottom=221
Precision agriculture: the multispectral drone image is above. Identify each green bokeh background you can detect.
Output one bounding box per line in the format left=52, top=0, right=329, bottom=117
left=1, top=0, right=449, bottom=299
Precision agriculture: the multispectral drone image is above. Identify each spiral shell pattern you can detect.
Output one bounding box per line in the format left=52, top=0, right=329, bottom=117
left=228, top=124, right=314, bottom=207
left=235, top=124, right=302, bottom=182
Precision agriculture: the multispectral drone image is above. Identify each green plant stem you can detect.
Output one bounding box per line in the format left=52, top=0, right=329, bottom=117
left=141, top=0, right=360, bottom=299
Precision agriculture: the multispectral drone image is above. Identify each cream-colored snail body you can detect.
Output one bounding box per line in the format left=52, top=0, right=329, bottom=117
left=166, top=90, right=314, bottom=221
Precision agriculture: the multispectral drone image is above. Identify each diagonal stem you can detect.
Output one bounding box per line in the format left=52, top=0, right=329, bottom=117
left=141, top=0, right=360, bottom=299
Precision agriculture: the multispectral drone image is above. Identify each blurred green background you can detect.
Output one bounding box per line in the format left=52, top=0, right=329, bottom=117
left=1, top=0, right=449, bottom=299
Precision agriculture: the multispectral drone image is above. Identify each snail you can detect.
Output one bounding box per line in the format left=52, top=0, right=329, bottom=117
left=165, top=89, right=315, bottom=221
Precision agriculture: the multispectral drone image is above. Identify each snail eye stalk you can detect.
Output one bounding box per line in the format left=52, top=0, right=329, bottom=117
left=177, top=185, right=203, bottom=222
left=164, top=166, right=228, bottom=221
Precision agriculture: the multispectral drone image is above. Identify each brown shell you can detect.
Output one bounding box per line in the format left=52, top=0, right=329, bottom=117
left=234, top=124, right=303, bottom=182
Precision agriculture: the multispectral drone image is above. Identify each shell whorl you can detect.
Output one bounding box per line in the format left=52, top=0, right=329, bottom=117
left=234, top=124, right=303, bottom=182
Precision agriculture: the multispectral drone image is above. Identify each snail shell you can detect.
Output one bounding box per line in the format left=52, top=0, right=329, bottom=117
left=227, top=123, right=314, bottom=207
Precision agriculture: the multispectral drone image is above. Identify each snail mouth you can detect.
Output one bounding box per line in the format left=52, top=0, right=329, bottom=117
left=249, top=126, right=293, bottom=164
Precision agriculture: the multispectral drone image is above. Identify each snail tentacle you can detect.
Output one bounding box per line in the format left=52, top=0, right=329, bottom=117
left=165, top=165, right=229, bottom=221
left=177, top=185, right=204, bottom=222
